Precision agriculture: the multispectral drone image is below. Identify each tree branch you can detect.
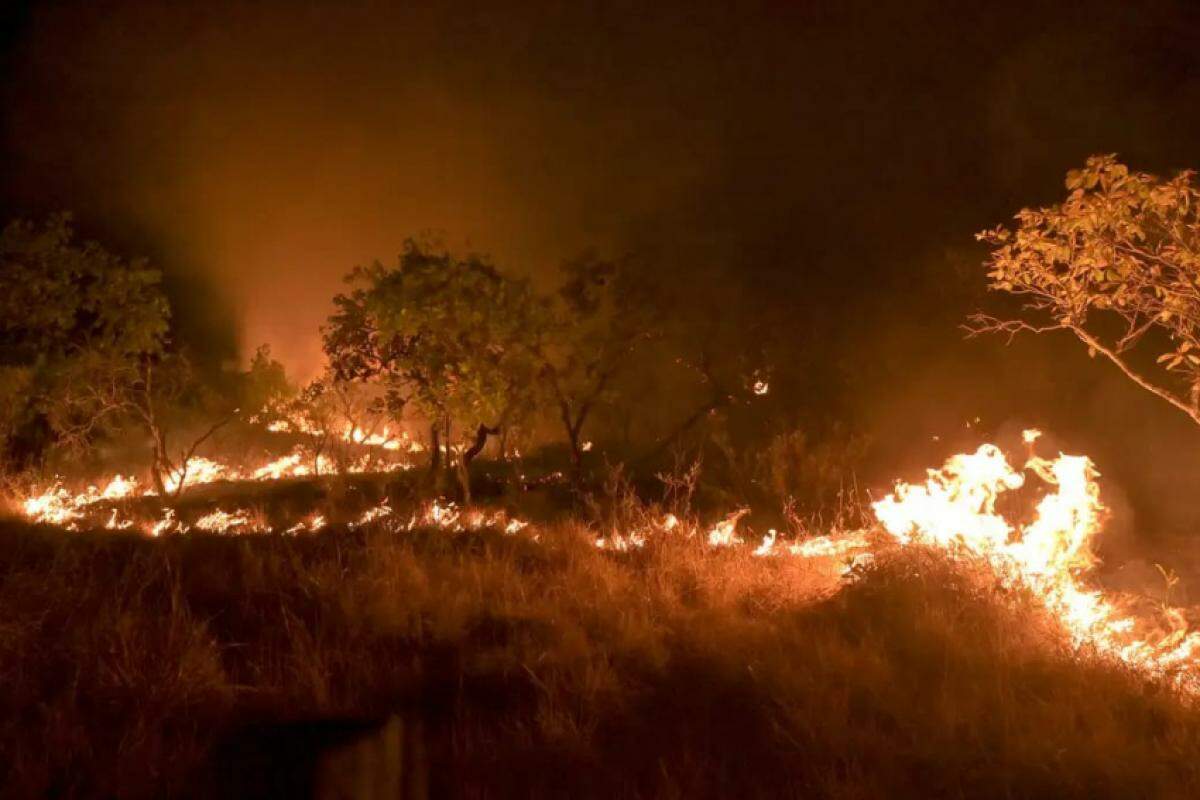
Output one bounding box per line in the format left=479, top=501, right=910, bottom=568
left=1065, top=324, right=1200, bottom=425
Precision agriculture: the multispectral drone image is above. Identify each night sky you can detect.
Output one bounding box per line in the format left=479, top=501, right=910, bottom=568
left=5, top=0, right=1200, bottom=533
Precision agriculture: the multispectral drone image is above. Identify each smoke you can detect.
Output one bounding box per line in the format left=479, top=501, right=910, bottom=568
left=1, top=1, right=734, bottom=374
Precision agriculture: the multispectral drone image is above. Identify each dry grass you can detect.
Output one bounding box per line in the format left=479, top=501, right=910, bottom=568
left=1, top=507, right=1199, bottom=798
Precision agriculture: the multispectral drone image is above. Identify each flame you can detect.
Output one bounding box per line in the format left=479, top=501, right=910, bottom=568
left=17, top=418, right=418, bottom=532
left=15, top=420, right=1200, bottom=690
left=285, top=514, right=327, bottom=534
left=595, top=512, right=683, bottom=551
left=403, top=499, right=528, bottom=534
left=787, top=533, right=871, bottom=559
left=753, top=529, right=777, bottom=556
left=21, top=474, right=140, bottom=529
left=707, top=508, right=749, bottom=547
left=193, top=508, right=256, bottom=534
left=150, top=509, right=183, bottom=537
left=874, top=434, right=1200, bottom=688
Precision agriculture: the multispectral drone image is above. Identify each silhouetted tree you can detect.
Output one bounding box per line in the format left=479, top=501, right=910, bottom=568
left=530, top=253, right=661, bottom=475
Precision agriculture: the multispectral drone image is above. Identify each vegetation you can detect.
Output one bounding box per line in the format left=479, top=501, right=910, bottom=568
left=3, top=507, right=1200, bottom=799
left=324, top=241, right=544, bottom=498
left=973, top=154, right=1200, bottom=427
left=531, top=252, right=661, bottom=473
left=7, top=178, right=1200, bottom=797
left=0, top=214, right=169, bottom=470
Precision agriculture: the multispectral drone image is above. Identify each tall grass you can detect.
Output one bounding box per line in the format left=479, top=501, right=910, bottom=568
left=1, top=510, right=1199, bottom=798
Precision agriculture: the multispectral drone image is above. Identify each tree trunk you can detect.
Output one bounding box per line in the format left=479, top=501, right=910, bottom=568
left=429, top=422, right=441, bottom=474
left=455, top=458, right=472, bottom=505
left=463, top=423, right=497, bottom=467
left=149, top=426, right=170, bottom=497
left=567, top=425, right=582, bottom=475
left=557, top=399, right=585, bottom=483
left=150, top=459, right=167, bottom=497
left=458, top=423, right=499, bottom=503
left=443, top=417, right=455, bottom=488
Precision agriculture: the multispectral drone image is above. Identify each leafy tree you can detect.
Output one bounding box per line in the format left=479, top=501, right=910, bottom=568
left=324, top=240, right=542, bottom=499
left=0, top=214, right=169, bottom=468
left=240, top=344, right=293, bottom=418
left=531, top=253, right=661, bottom=473
left=972, top=155, right=1200, bottom=426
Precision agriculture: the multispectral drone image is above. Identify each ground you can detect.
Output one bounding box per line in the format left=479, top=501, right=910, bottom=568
left=2, top=478, right=1200, bottom=799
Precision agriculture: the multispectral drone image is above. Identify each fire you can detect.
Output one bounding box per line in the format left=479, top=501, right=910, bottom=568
left=752, top=529, right=777, bottom=556
left=270, top=418, right=425, bottom=453
left=15, top=419, right=1200, bottom=690
left=594, top=512, right=682, bottom=551
left=285, top=514, right=327, bottom=534
left=874, top=432, right=1200, bottom=688
left=167, top=456, right=231, bottom=493
left=707, top=508, right=749, bottom=547
left=193, top=508, right=256, bottom=533
left=403, top=499, right=527, bottom=534
left=21, top=474, right=140, bottom=530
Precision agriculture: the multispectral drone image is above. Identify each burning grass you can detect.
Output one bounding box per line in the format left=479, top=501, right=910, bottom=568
left=6, top=433, right=1200, bottom=796
left=3, top=507, right=1200, bottom=798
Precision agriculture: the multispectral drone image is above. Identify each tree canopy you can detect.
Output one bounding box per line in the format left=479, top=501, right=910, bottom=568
left=324, top=240, right=545, bottom=495
left=532, top=252, right=661, bottom=469
left=973, top=155, right=1200, bottom=426
left=0, top=214, right=170, bottom=465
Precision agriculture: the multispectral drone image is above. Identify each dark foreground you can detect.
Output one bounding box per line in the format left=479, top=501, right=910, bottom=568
left=2, top=513, right=1199, bottom=799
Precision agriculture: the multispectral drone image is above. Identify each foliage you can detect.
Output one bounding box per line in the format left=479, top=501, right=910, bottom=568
left=0, top=214, right=170, bottom=466
left=239, top=344, right=293, bottom=418
left=532, top=252, right=662, bottom=469
left=0, top=213, right=168, bottom=363
left=324, top=240, right=543, bottom=451
left=973, top=154, right=1200, bottom=425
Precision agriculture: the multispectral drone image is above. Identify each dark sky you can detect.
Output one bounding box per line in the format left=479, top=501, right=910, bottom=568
left=5, top=0, right=1200, bottom=532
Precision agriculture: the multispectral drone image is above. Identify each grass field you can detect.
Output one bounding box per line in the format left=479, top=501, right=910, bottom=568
left=3, top=482, right=1200, bottom=799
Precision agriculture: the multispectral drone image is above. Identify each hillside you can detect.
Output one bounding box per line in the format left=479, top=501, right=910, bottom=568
left=3, top=502, right=1200, bottom=798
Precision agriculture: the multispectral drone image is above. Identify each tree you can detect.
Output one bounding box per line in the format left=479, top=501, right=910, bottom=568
left=264, top=373, right=401, bottom=476
left=127, top=353, right=237, bottom=496
left=240, top=344, right=293, bottom=418
left=971, top=155, right=1200, bottom=427
left=0, top=214, right=169, bottom=468
left=324, top=240, right=542, bottom=499
left=42, top=346, right=241, bottom=495
left=530, top=253, right=661, bottom=474
left=634, top=267, right=774, bottom=467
